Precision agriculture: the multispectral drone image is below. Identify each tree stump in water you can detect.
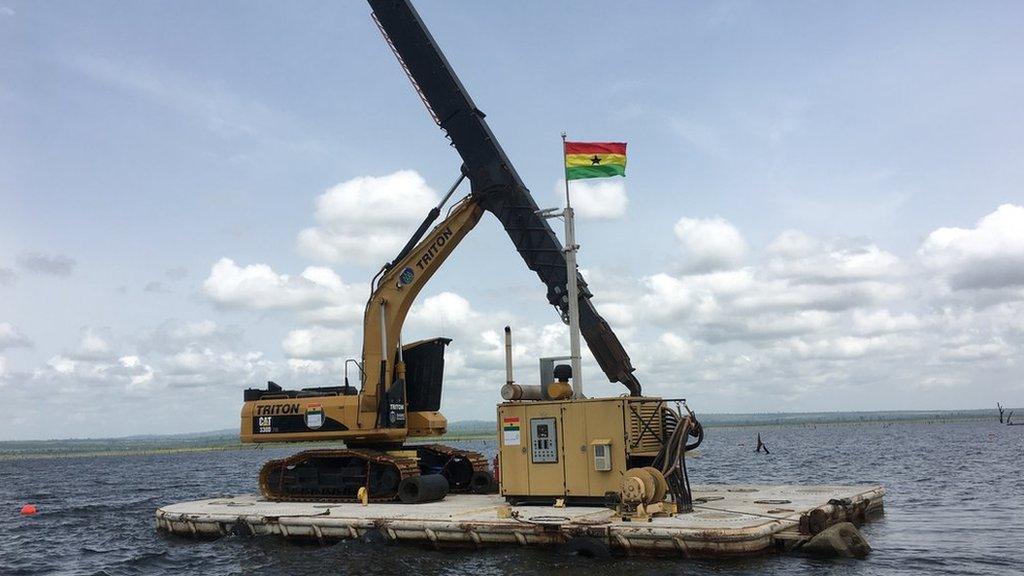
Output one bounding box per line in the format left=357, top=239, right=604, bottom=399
left=756, top=433, right=770, bottom=454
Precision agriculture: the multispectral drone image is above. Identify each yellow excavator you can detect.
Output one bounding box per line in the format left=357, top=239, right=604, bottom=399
left=240, top=0, right=662, bottom=505
left=241, top=189, right=493, bottom=502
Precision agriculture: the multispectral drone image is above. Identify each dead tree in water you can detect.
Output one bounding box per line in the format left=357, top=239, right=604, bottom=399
left=756, top=433, right=770, bottom=454
left=1008, top=411, right=1016, bottom=426
left=998, top=402, right=1005, bottom=423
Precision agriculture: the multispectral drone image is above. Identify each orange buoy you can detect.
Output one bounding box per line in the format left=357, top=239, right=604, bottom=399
left=20, top=504, right=37, bottom=515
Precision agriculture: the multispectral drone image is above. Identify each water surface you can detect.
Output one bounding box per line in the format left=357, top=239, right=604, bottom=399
left=1, top=421, right=1021, bottom=575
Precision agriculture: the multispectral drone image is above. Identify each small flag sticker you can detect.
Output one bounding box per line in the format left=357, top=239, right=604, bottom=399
left=502, top=417, right=521, bottom=446
left=305, top=403, right=324, bottom=430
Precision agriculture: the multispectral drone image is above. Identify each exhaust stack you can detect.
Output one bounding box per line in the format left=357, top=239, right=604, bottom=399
left=504, top=326, right=514, bottom=386
left=500, top=325, right=545, bottom=401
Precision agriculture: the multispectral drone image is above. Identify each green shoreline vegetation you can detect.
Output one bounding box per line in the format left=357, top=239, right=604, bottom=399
left=0, top=408, right=1012, bottom=461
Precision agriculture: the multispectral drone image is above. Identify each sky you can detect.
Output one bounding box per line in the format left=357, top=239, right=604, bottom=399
left=2, top=1, right=1023, bottom=440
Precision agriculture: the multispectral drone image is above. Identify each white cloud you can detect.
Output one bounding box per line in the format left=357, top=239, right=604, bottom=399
left=203, top=258, right=357, bottom=311
left=657, top=332, right=695, bottom=362
left=299, top=302, right=365, bottom=326
left=766, top=229, right=817, bottom=257
left=297, top=170, right=439, bottom=266
left=75, top=328, right=114, bottom=360
left=777, top=334, right=907, bottom=361
left=282, top=327, right=357, bottom=360
left=630, top=230, right=907, bottom=342
left=0, top=323, right=32, bottom=350
left=137, top=319, right=241, bottom=355
left=566, top=213, right=1024, bottom=408
left=700, top=310, right=838, bottom=343
left=637, top=273, right=698, bottom=322
left=851, top=309, right=921, bottom=335
left=286, top=358, right=333, bottom=375
left=673, top=216, right=748, bottom=272
left=118, top=355, right=155, bottom=391
left=17, top=251, right=76, bottom=276
left=556, top=179, right=628, bottom=219
left=729, top=278, right=904, bottom=314
left=919, top=204, right=1024, bottom=290
left=767, top=231, right=901, bottom=283
left=16, top=319, right=277, bottom=406
left=409, top=292, right=478, bottom=331
left=46, top=355, right=77, bottom=375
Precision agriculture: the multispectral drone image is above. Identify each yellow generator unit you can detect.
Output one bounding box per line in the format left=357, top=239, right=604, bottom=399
left=497, top=396, right=679, bottom=505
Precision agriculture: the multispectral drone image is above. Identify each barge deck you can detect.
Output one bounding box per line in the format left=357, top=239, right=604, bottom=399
left=156, top=483, right=884, bottom=557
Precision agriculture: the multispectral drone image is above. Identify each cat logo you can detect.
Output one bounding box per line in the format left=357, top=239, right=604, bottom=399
left=305, top=403, right=324, bottom=430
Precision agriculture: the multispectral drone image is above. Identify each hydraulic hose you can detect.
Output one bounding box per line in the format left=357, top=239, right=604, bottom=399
left=654, top=406, right=702, bottom=512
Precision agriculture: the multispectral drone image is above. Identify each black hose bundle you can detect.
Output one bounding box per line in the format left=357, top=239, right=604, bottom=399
left=653, top=406, right=703, bottom=512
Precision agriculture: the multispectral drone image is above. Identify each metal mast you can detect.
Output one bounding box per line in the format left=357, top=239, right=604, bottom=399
left=561, top=133, right=583, bottom=397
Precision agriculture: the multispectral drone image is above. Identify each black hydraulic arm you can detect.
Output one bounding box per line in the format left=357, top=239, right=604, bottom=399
left=368, top=0, right=642, bottom=396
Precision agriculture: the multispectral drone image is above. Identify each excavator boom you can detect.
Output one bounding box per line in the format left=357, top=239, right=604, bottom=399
left=369, top=0, right=641, bottom=395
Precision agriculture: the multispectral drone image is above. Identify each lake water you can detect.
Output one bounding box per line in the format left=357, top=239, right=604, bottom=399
left=1, top=420, right=1022, bottom=575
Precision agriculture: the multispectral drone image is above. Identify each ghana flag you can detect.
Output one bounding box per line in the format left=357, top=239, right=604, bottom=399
left=565, top=141, right=627, bottom=180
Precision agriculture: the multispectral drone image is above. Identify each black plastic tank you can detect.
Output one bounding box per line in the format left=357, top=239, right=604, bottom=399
left=400, top=337, right=451, bottom=412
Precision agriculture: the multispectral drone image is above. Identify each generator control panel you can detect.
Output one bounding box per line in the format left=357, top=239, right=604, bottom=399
left=530, top=417, right=558, bottom=463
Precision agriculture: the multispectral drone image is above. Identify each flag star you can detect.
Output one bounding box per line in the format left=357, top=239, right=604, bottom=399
left=590, top=155, right=601, bottom=165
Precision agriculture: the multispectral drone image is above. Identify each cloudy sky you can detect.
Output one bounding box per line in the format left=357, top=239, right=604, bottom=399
left=2, top=1, right=1023, bottom=440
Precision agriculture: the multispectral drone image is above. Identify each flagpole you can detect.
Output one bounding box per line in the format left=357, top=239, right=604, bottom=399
left=562, top=132, right=583, bottom=398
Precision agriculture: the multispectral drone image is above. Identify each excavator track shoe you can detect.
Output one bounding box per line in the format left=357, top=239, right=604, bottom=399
left=398, top=474, right=449, bottom=504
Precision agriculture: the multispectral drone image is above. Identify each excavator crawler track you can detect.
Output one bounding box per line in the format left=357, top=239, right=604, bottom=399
left=258, top=445, right=495, bottom=502
left=258, top=449, right=420, bottom=503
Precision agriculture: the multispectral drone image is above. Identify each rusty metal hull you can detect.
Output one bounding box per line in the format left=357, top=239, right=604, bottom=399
left=155, top=484, right=884, bottom=557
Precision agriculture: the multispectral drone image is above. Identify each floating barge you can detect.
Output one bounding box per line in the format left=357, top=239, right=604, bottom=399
left=156, top=484, right=884, bottom=557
